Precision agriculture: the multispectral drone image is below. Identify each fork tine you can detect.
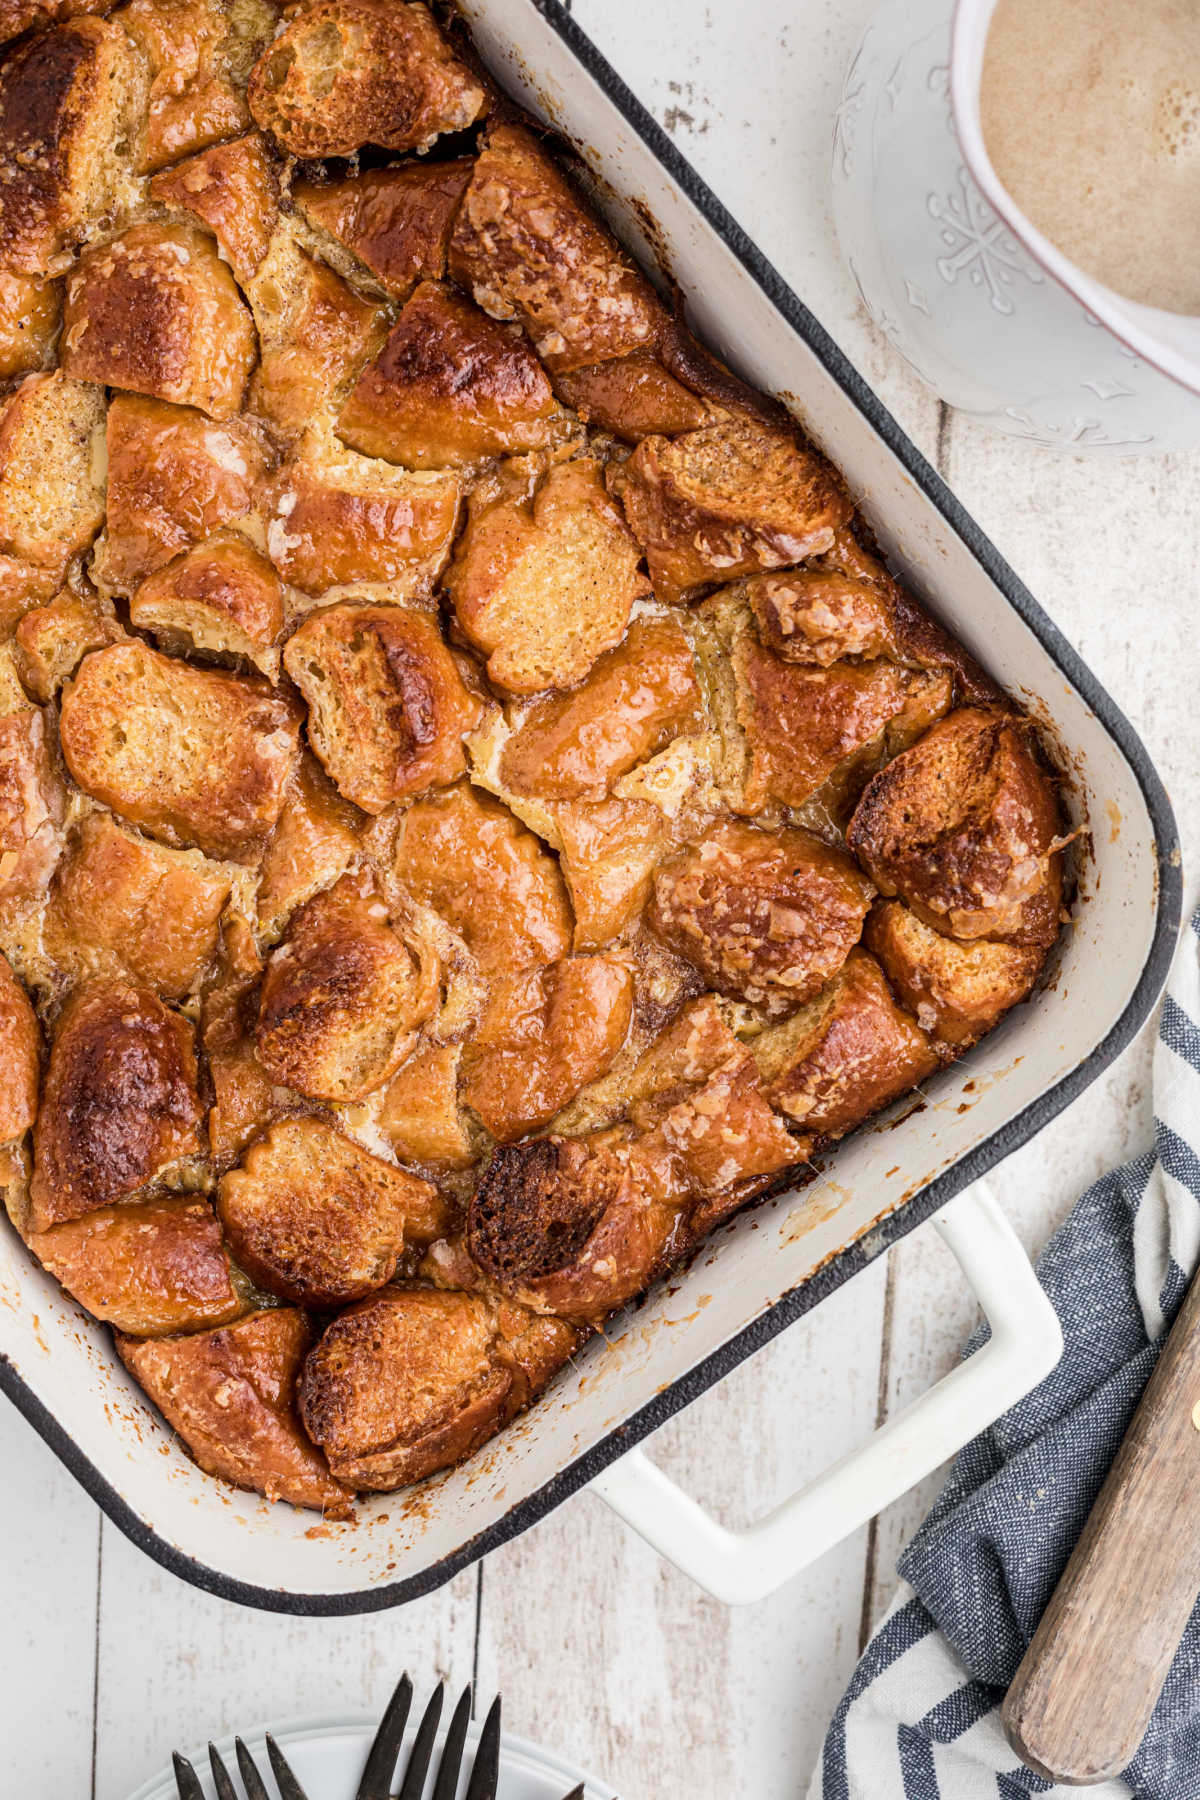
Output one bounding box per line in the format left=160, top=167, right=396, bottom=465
left=235, top=1737, right=273, bottom=1800
left=464, top=1694, right=502, bottom=1800
left=430, top=1685, right=473, bottom=1800
left=357, top=1671, right=414, bottom=1799
left=208, top=1744, right=240, bottom=1800
left=397, top=1682, right=444, bottom=1800
left=266, top=1733, right=312, bottom=1800
left=172, top=1752, right=206, bottom=1800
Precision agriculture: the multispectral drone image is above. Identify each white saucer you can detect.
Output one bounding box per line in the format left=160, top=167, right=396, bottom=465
left=125, top=1712, right=618, bottom=1800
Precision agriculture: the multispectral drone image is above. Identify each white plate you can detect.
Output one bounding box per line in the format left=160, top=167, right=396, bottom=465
left=126, top=1712, right=619, bottom=1800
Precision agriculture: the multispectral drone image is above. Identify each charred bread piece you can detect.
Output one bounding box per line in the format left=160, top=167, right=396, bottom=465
left=610, top=416, right=853, bottom=603
left=14, top=590, right=123, bottom=702
left=0, top=707, right=65, bottom=906
left=460, top=953, right=634, bottom=1142
left=256, top=753, right=362, bottom=944
left=218, top=1115, right=441, bottom=1307
left=499, top=614, right=701, bottom=801
left=446, top=455, right=650, bottom=695
left=116, top=0, right=275, bottom=174
left=0, top=950, right=38, bottom=1140
left=117, top=1307, right=353, bottom=1511
left=60, top=640, right=300, bottom=862
left=28, top=978, right=204, bottom=1231
left=254, top=870, right=438, bottom=1103
left=298, top=1285, right=581, bottom=1490
left=379, top=1040, right=476, bottom=1171
left=282, top=602, right=481, bottom=814
left=265, top=437, right=460, bottom=598
left=0, top=269, right=59, bottom=377
left=847, top=707, right=1065, bottom=948
left=148, top=132, right=279, bottom=284
left=751, top=948, right=938, bottom=1138
left=649, top=818, right=874, bottom=1016
left=43, top=811, right=231, bottom=999
left=0, top=372, right=106, bottom=581
left=62, top=223, right=258, bottom=420
left=129, top=530, right=284, bottom=678
left=865, top=899, right=1044, bottom=1057
left=394, top=781, right=571, bottom=976
left=248, top=249, right=386, bottom=438
left=0, top=18, right=145, bottom=275
left=294, top=159, right=472, bottom=301
left=28, top=1196, right=241, bottom=1334
left=552, top=353, right=714, bottom=442
left=91, top=395, right=269, bottom=595
left=337, top=280, right=567, bottom=471
left=449, top=121, right=662, bottom=372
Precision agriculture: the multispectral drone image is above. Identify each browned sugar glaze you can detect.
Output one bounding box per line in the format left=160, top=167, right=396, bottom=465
left=0, top=0, right=1067, bottom=1512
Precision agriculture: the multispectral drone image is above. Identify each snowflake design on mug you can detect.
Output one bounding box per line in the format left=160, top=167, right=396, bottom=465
left=928, top=167, right=1044, bottom=314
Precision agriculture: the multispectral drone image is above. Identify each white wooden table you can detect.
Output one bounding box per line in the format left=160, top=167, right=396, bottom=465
left=3, top=3, right=1198, bottom=1795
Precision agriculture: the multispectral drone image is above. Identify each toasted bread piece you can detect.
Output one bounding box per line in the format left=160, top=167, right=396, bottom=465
left=117, top=1308, right=354, bottom=1511
left=218, top=1115, right=440, bottom=1306
left=202, top=916, right=297, bottom=1167
left=394, top=781, right=571, bottom=976
left=0, top=270, right=59, bottom=378
left=0, top=0, right=115, bottom=49
left=283, top=603, right=480, bottom=814
left=379, top=1040, right=476, bottom=1170
left=255, top=870, right=438, bottom=1102
left=499, top=615, right=700, bottom=801
left=60, top=640, right=300, bottom=862
left=14, top=590, right=123, bottom=702
left=256, top=752, right=362, bottom=943
left=148, top=132, right=280, bottom=283
left=447, top=456, right=649, bottom=695
left=865, top=899, right=1044, bottom=1057
left=0, top=372, right=105, bottom=578
left=248, top=250, right=386, bottom=437
left=0, top=707, right=65, bottom=906
left=553, top=353, right=713, bottom=440
left=0, top=950, right=38, bottom=1140
left=294, top=159, right=471, bottom=299
left=29, top=978, right=204, bottom=1231
left=298, top=1285, right=580, bottom=1489
left=848, top=708, right=1065, bottom=948
left=649, top=819, right=874, bottom=1016
left=610, top=417, right=852, bottom=602
left=117, top=0, right=276, bottom=173
left=553, top=795, right=667, bottom=949
left=62, top=223, right=257, bottom=420
left=91, top=395, right=269, bottom=595
left=449, top=122, right=661, bottom=372
left=43, top=810, right=232, bottom=998
left=265, top=437, right=460, bottom=597
left=0, top=557, right=62, bottom=633
left=461, top=954, right=634, bottom=1142
left=0, top=18, right=145, bottom=275
left=28, top=1196, right=240, bottom=1334
left=129, top=530, right=283, bottom=678
left=337, top=280, right=565, bottom=471
left=751, top=948, right=938, bottom=1138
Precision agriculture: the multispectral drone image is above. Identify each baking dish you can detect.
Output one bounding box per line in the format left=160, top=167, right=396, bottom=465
left=0, top=0, right=1180, bottom=1612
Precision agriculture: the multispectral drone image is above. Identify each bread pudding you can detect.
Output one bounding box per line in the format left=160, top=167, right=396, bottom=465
left=0, top=0, right=1068, bottom=1514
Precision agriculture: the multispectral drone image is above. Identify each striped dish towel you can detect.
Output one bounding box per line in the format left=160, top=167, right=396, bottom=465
left=810, top=905, right=1200, bottom=1800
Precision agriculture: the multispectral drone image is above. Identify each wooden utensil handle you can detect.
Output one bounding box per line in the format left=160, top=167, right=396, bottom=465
left=1003, top=1267, right=1200, bottom=1784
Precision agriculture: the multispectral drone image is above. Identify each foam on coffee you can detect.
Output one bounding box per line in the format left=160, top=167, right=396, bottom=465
left=980, top=0, right=1200, bottom=314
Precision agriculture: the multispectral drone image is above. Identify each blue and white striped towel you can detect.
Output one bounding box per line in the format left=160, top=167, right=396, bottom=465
left=810, top=904, right=1200, bottom=1800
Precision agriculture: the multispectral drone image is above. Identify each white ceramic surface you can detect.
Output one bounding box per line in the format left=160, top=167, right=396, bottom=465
left=832, top=0, right=1200, bottom=450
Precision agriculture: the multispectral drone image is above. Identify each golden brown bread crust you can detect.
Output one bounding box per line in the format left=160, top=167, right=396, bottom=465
left=29, top=978, right=204, bottom=1231
left=218, top=1116, right=440, bottom=1307
left=0, top=950, right=38, bottom=1140
left=0, top=0, right=113, bottom=50
left=847, top=708, right=1065, bottom=948
left=148, top=132, right=280, bottom=284
left=129, top=530, right=283, bottom=677
left=29, top=1195, right=240, bottom=1334
left=379, top=1040, right=476, bottom=1171
left=552, top=354, right=713, bottom=441
left=0, top=268, right=59, bottom=377
left=865, top=899, right=1044, bottom=1057
left=248, top=251, right=385, bottom=438
left=298, top=1285, right=581, bottom=1489
left=449, top=122, right=662, bottom=372
left=14, top=589, right=123, bottom=702
left=0, top=371, right=106, bottom=578
left=60, top=640, right=301, bottom=861
left=338, top=280, right=566, bottom=471
left=294, top=159, right=471, bottom=300
left=0, top=707, right=66, bottom=906
left=552, top=795, right=667, bottom=949
left=283, top=602, right=481, bottom=814
left=247, top=0, right=485, bottom=158
left=201, top=916, right=296, bottom=1168
left=62, top=222, right=258, bottom=420
left=256, top=753, right=362, bottom=943
left=117, top=1308, right=354, bottom=1511
left=117, top=0, right=275, bottom=175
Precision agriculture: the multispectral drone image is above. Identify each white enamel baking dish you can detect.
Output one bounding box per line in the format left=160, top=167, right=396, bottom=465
left=0, top=0, right=1181, bottom=1612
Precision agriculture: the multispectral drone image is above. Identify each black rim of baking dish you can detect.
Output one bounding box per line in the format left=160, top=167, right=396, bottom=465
left=0, top=0, right=1183, bottom=1615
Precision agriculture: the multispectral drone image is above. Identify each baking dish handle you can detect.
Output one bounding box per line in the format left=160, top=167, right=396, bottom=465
left=588, top=1181, right=1062, bottom=1604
